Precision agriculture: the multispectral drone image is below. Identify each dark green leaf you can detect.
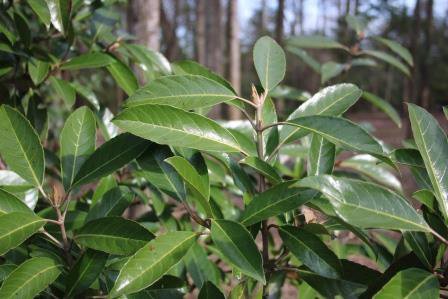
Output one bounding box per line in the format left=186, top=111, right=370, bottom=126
left=65, top=249, right=108, bottom=297
left=107, top=57, right=138, bottom=96
left=85, top=186, right=133, bottom=222
left=372, top=268, right=438, bottom=298
left=27, top=0, right=51, bottom=28
left=50, top=77, right=76, bottom=107
left=60, top=106, right=96, bottom=190
left=28, top=58, right=49, bottom=85
left=45, top=0, right=70, bottom=35
left=184, top=243, right=220, bottom=288
left=165, top=155, right=212, bottom=217
left=198, top=281, right=225, bottom=299
left=72, top=133, right=149, bottom=188
left=390, top=148, right=425, bottom=168
left=403, top=232, right=434, bottom=270
left=408, top=104, right=448, bottom=219
left=279, top=225, right=342, bottom=278
left=110, top=231, right=196, bottom=297
left=136, top=145, right=186, bottom=201
left=0, top=105, right=44, bottom=188
left=61, top=52, right=115, bottom=70
left=0, top=257, right=61, bottom=299
left=298, top=175, right=430, bottom=231
left=241, top=181, right=316, bottom=226
left=125, top=75, right=236, bottom=110
left=113, top=104, right=244, bottom=153
left=253, top=36, right=286, bottom=91
left=75, top=217, right=155, bottom=255
left=362, top=91, right=401, bottom=127
left=0, top=188, right=33, bottom=215
left=211, top=219, right=265, bottom=283
left=239, top=156, right=282, bottom=184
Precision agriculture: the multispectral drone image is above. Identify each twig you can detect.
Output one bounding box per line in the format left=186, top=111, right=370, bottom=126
left=39, top=229, right=64, bottom=249
left=183, top=202, right=210, bottom=229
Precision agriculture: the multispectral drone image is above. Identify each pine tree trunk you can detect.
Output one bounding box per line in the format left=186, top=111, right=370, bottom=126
left=195, top=0, right=206, bottom=64
left=127, top=0, right=160, bottom=51
left=225, top=0, right=241, bottom=119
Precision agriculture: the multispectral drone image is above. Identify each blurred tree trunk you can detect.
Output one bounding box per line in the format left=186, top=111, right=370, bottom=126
left=275, top=0, right=285, bottom=115
left=260, top=0, right=267, bottom=33
left=127, top=0, right=160, bottom=50
left=205, top=0, right=223, bottom=75
left=225, top=0, right=241, bottom=119
left=195, top=0, right=206, bottom=64
left=160, top=0, right=180, bottom=61
left=418, top=0, right=433, bottom=110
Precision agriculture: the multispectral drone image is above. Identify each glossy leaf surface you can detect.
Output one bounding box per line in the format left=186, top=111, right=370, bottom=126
left=253, top=36, right=286, bottom=91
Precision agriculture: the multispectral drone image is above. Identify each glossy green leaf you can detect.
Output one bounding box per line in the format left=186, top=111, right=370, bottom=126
left=110, top=231, right=196, bottom=297
left=91, top=175, right=117, bottom=205
left=211, top=219, right=265, bottom=283
left=124, top=44, right=171, bottom=75
left=136, top=145, right=186, bottom=201
left=72, top=133, right=149, bottom=188
left=280, top=83, right=362, bottom=146
left=75, top=217, right=155, bottom=255
left=362, top=91, right=402, bottom=127
left=363, top=50, right=410, bottom=76
left=71, top=82, right=100, bottom=110
left=373, top=268, right=438, bottom=298
left=28, top=58, right=49, bottom=85
left=308, top=134, right=335, bottom=176
left=285, top=116, right=384, bottom=156
left=408, top=104, right=448, bottom=219
left=298, top=175, right=430, bottom=231
left=0, top=105, right=44, bottom=188
left=107, top=57, right=138, bottom=96
left=340, top=154, right=402, bottom=192
left=0, top=264, right=16, bottom=283
left=239, top=156, right=282, bottom=184
left=65, top=249, right=108, bottom=297
left=45, top=0, right=70, bottom=35
left=0, top=257, right=61, bottom=299
left=0, top=188, right=32, bottom=215
left=241, top=181, right=316, bottom=226
left=321, top=61, right=345, bottom=84
left=165, top=155, right=212, bottom=217
left=198, top=281, right=225, bottom=299
left=113, top=104, right=244, bottom=153
left=27, top=0, right=51, bottom=28
left=279, top=225, right=342, bottom=278
left=50, top=77, right=76, bottom=107
left=60, top=106, right=96, bottom=190
left=172, top=60, right=235, bottom=92
left=374, top=36, right=413, bottom=66
left=85, top=186, right=133, bottom=222
left=0, top=212, right=46, bottom=255
left=287, top=35, right=347, bottom=50
left=125, top=75, right=236, bottom=110
left=61, top=52, right=115, bottom=70
left=253, top=36, right=286, bottom=91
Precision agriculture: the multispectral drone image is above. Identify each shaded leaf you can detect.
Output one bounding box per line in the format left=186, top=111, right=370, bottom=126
left=28, top=58, right=49, bottom=85
left=75, top=217, right=155, bottom=255
left=241, top=181, right=316, bottom=226
left=50, top=77, right=76, bottom=107
left=27, top=0, right=51, bottom=28
left=107, top=56, right=138, bottom=96
left=362, top=91, right=401, bottom=127
left=239, top=156, right=282, bottom=184
left=198, top=281, right=225, bottom=299
left=211, top=219, right=265, bottom=283
left=110, top=231, right=196, bottom=297
left=374, top=36, right=413, bottom=66
left=321, top=62, right=345, bottom=84
left=287, top=35, right=347, bottom=50
left=61, top=52, right=115, bottom=70
left=65, top=249, right=108, bottom=297
left=72, top=133, right=149, bottom=188
left=308, top=134, right=335, bottom=176
left=85, top=186, right=133, bottom=222
left=279, top=225, right=342, bottom=278
left=363, top=50, right=410, bottom=76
